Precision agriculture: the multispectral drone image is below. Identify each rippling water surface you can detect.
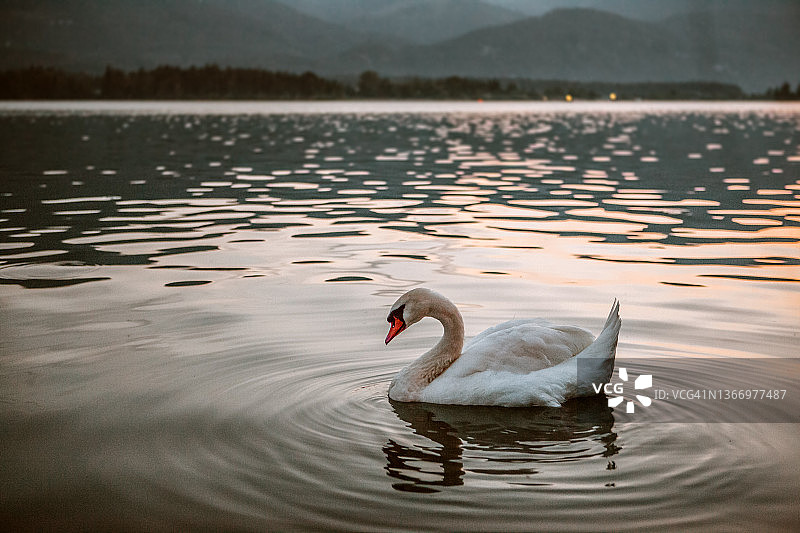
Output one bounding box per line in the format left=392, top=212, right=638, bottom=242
left=1, top=101, right=799, bottom=531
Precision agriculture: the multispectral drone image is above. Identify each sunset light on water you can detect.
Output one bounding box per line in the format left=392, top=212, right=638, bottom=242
left=1, top=100, right=798, bottom=530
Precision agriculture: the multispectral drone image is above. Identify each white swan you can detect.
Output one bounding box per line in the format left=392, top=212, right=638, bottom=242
left=385, top=288, right=620, bottom=407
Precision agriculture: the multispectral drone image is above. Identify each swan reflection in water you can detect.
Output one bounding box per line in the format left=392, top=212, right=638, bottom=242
left=385, top=396, right=619, bottom=493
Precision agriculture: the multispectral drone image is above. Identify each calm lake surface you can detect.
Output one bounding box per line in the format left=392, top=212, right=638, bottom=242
left=1, top=101, right=798, bottom=531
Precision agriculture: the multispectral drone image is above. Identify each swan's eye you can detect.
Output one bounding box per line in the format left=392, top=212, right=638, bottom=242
left=387, top=304, right=405, bottom=324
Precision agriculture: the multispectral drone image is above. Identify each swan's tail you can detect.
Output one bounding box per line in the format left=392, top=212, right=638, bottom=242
left=575, top=300, right=621, bottom=393
left=600, top=298, right=621, bottom=347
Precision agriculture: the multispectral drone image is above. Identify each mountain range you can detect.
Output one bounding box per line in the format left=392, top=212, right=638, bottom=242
left=1, top=0, right=798, bottom=92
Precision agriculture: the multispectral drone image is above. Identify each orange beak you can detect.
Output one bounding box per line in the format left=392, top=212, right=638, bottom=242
left=385, top=316, right=406, bottom=344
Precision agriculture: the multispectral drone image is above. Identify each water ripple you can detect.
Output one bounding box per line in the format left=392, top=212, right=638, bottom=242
left=2, top=103, right=799, bottom=531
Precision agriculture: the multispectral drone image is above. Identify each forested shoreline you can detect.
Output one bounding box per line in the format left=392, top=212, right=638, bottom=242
left=0, top=65, right=797, bottom=101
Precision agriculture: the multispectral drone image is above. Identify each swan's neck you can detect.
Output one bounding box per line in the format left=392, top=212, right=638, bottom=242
left=392, top=297, right=464, bottom=400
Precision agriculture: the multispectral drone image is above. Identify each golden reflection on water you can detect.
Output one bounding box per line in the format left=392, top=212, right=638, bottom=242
left=1, top=105, right=798, bottom=352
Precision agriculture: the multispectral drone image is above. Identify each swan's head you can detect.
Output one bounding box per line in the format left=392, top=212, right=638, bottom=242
left=385, top=288, right=441, bottom=344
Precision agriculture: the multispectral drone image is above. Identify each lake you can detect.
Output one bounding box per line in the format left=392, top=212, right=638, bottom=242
left=1, top=100, right=798, bottom=531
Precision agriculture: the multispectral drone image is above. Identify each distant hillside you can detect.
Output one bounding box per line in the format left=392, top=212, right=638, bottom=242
left=279, top=0, right=400, bottom=24
left=484, top=0, right=798, bottom=22
left=326, top=7, right=800, bottom=92
left=326, top=0, right=521, bottom=44
left=1, top=1, right=797, bottom=92
left=484, top=0, right=731, bottom=19
left=331, top=9, right=679, bottom=81
left=661, top=8, right=800, bottom=92
left=0, top=0, right=358, bottom=72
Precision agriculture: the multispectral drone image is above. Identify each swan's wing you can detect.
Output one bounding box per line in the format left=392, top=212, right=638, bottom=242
left=464, top=318, right=553, bottom=350
left=448, top=322, right=594, bottom=378
left=421, top=362, right=579, bottom=407
left=421, top=301, right=621, bottom=407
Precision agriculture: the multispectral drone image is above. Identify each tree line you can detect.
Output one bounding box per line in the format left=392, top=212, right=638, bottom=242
left=0, top=66, right=348, bottom=100
left=763, top=81, right=800, bottom=100
left=0, top=65, right=792, bottom=101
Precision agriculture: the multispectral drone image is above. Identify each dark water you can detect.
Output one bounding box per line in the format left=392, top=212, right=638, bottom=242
left=1, top=101, right=798, bottom=531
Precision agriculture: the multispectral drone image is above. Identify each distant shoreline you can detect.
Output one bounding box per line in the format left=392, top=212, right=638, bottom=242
left=3, top=100, right=799, bottom=118
left=2, top=65, right=796, bottom=102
